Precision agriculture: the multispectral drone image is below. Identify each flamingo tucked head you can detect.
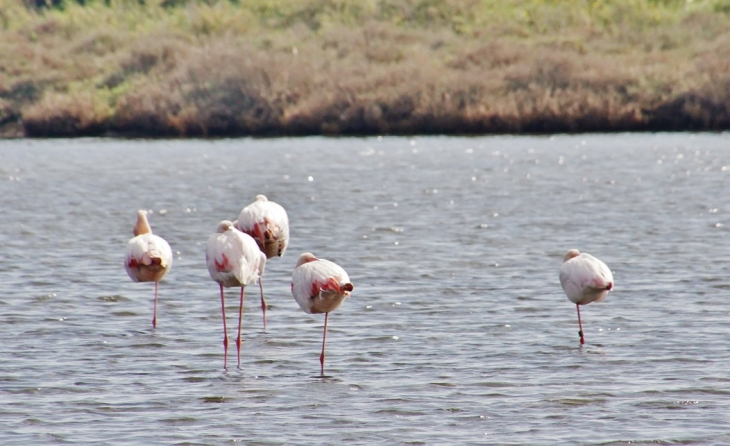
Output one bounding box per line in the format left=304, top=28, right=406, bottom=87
left=255, top=194, right=269, bottom=202
left=295, top=252, right=319, bottom=268
left=563, top=249, right=581, bottom=262
left=216, top=220, right=235, bottom=233
left=133, top=210, right=152, bottom=236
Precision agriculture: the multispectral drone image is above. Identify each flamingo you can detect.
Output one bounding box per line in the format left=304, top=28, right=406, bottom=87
left=291, top=252, right=354, bottom=375
left=205, top=220, right=266, bottom=369
left=559, top=249, right=614, bottom=345
left=234, top=195, right=289, bottom=330
left=124, top=210, right=173, bottom=329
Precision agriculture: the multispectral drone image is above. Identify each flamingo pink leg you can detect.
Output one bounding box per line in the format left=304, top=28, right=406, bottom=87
left=259, top=278, right=267, bottom=330
left=236, top=287, right=245, bottom=369
left=152, top=282, right=158, bottom=329
left=220, top=284, right=229, bottom=369
left=576, top=304, right=585, bottom=345
left=320, top=312, right=329, bottom=376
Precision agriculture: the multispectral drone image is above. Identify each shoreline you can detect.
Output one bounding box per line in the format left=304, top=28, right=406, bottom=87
left=4, top=91, right=728, bottom=138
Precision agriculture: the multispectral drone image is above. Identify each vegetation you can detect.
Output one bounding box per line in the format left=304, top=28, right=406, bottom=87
left=1, top=0, right=729, bottom=137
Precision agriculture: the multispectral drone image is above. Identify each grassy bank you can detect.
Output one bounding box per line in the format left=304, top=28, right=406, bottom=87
left=1, top=0, right=729, bottom=137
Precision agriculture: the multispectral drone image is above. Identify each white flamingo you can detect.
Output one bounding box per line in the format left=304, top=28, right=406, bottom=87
left=291, top=252, right=353, bottom=375
left=206, top=220, right=266, bottom=369
left=124, top=210, right=173, bottom=329
left=234, top=195, right=289, bottom=330
left=559, top=249, right=614, bottom=345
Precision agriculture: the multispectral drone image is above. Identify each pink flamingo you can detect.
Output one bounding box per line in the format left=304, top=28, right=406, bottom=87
left=235, top=195, right=290, bottom=259
left=206, top=220, right=266, bottom=369
left=291, top=252, right=353, bottom=375
left=559, top=249, right=614, bottom=345
left=124, top=210, right=172, bottom=328
left=234, top=195, right=289, bottom=330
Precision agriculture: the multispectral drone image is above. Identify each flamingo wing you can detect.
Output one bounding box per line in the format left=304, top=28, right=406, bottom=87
left=262, top=201, right=290, bottom=249
left=311, top=259, right=351, bottom=289
left=292, top=266, right=318, bottom=313
left=235, top=204, right=261, bottom=234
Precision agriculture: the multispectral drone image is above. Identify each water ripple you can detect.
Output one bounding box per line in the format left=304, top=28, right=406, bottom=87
left=0, top=134, right=729, bottom=444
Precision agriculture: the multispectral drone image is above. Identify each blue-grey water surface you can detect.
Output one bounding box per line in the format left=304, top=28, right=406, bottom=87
left=1, top=133, right=730, bottom=444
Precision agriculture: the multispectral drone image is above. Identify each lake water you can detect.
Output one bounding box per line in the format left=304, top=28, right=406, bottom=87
left=1, top=133, right=729, bottom=444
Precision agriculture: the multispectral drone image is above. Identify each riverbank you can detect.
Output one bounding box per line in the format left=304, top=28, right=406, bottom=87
left=1, top=0, right=729, bottom=138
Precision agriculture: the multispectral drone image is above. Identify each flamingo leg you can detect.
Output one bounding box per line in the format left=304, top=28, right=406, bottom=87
left=320, top=312, right=329, bottom=376
left=236, top=287, right=245, bottom=369
left=259, top=277, right=267, bottom=330
left=220, top=284, right=229, bottom=369
left=576, top=304, right=585, bottom=345
left=152, top=282, right=158, bottom=329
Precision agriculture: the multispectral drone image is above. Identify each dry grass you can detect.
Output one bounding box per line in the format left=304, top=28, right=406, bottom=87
left=1, top=0, right=729, bottom=137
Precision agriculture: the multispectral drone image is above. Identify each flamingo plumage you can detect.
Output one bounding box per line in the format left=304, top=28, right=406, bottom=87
left=234, top=194, right=290, bottom=330
left=559, top=249, right=614, bottom=345
left=291, top=252, right=353, bottom=376
left=206, top=220, right=266, bottom=369
left=124, top=210, right=173, bottom=329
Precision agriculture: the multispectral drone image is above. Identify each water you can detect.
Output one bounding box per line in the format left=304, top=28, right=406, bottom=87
left=1, top=133, right=729, bottom=444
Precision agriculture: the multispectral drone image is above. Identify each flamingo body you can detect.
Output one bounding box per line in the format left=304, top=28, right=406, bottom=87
left=559, top=249, right=613, bottom=305
left=125, top=211, right=173, bottom=283
left=206, top=221, right=266, bottom=289
left=124, top=210, right=172, bottom=328
left=292, top=253, right=353, bottom=314
left=234, top=195, right=289, bottom=259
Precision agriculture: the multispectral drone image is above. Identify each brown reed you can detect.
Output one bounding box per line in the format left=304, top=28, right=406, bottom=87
left=1, top=0, right=729, bottom=137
